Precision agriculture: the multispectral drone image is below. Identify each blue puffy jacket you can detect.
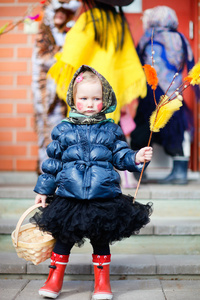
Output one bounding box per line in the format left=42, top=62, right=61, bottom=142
left=34, top=120, right=146, bottom=200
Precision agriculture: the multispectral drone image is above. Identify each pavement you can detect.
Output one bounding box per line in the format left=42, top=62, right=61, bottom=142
left=1, top=278, right=200, bottom=300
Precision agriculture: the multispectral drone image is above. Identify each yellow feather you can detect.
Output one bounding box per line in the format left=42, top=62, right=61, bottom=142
left=150, top=98, right=183, bottom=132
left=188, top=61, right=200, bottom=86
left=158, top=95, right=168, bottom=106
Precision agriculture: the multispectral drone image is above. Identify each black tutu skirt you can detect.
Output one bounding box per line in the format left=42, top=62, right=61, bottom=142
left=31, top=194, right=153, bottom=246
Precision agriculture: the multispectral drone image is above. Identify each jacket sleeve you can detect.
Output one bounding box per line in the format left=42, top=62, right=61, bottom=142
left=112, top=125, right=149, bottom=172
left=33, top=130, right=63, bottom=195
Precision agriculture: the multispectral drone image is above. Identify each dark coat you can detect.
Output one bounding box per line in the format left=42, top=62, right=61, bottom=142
left=34, top=120, right=145, bottom=200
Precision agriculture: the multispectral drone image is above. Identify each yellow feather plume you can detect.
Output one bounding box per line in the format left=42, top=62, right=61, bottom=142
left=150, top=97, right=183, bottom=132
left=187, top=61, right=200, bottom=86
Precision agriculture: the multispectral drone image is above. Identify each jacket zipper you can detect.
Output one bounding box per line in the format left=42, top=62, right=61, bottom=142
left=85, top=125, right=90, bottom=199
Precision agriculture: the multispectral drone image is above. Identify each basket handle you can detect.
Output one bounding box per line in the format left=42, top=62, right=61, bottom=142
left=14, top=203, right=43, bottom=247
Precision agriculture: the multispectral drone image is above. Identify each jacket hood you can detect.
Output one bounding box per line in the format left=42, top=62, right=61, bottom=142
left=66, top=65, right=117, bottom=115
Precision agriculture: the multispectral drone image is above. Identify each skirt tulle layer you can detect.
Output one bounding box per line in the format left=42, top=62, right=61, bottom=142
left=31, top=194, right=153, bottom=246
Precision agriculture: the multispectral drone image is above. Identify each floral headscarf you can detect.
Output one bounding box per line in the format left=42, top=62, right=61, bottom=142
left=64, top=65, right=117, bottom=124
left=138, top=6, right=194, bottom=93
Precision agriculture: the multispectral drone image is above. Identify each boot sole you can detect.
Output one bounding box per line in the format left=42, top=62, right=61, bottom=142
left=39, top=289, right=60, bottom=299
left=158, top=179, right=188, bottom=185
left=92, top=293, right=113, bottom=300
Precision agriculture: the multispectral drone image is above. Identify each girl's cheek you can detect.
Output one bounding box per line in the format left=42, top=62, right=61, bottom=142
left=97, top=103, right=103, bottom=112
left=76, top=102, right=84, bottom=111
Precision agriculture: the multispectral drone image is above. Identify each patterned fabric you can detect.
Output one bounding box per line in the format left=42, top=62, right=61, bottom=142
left=138, top=6, right=194, bottom=93
left=64, top=65, right=116, bottom=125
left=142, top=5, right=178, bottom=31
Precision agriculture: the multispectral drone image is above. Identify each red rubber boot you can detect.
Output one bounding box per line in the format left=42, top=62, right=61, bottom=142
left=39, top=252, right=69, bottom=299
left=92, top=254, right=113, bottom=300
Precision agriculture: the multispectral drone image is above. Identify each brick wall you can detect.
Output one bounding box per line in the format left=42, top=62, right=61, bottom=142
left=0, top=0, right=39, bottom=171
left=0, top=1, right=200, bottom=172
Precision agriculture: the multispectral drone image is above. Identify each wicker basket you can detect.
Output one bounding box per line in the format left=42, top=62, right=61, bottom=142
left=11, top=203, right=56, bottom=265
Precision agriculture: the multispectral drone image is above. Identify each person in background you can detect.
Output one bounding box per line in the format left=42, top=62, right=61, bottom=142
left=130, top=5, right=195, bottom=185
left=32, top=0, right=81, bottom=174
left=48, top=0, right=147, bottom=125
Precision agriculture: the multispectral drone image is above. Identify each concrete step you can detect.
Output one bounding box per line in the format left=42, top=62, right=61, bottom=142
left=0, top=252, right=200, bottom=278
left=0, top=172, right=200, bottom=200
left=0, top=172, right=38, bottom=185
left=2, top=233, right=200, bottom=255
left=1, top=198, right=200, bottom=222
left=1, top=197, right=200, bottom=237
left=1, top=183, right=200, bottom=200
left=1, top=216, right=200, bottom=236
left=1, top=169, right=199, bottom=184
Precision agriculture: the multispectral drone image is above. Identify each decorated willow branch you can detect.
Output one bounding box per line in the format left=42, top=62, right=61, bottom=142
left=0, top=1, right=47, bottom=36
left=134, top=48, right=200, bottom=200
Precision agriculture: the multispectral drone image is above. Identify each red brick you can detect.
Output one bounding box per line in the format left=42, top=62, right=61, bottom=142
left=30, top=116, right=36, bottom=128
left=17, top=131, right=37, bottom=142
left=0, top=103, right=13, bottom=113
left=0, top=75, right=13, bottom=85
left=31, top=35, right=37, bottom=43
left=0, top=117, right=26, bottom=128
left=30, top=145, right=39, bottom=156
left=17, top=75, right=32, bottom=86
left=16, top=159, right=37, bottom=171
left=0, top=6, right=28, bottom=17
left=17, top=48, right=32, bottom=58
left=0, top=159, right=13, bottom=171
left=0, top=89, right=27, bottom=99
left=0, top=0, right=14, bottom=3
left=0, top=19, right=12, bottom=27
left=0, top=61, right=27, bottom=72
left=0, top=131, right=12, bottom=142
left=0, top=145, right=26, bottom=156
left=18, top=0, right=39, bottom=3
left=17, top=23, right=23, bottom=31
left=0, top=48, right=14, bottom=58
left=17, top=103, right=34, bottom=114
left=0, top=34, right=27, bottom=44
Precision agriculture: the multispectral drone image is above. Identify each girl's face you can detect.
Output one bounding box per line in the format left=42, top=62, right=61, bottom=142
left=74, top=80, right=103, bottom=116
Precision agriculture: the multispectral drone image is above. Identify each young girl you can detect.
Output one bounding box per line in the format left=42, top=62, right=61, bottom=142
left=32, top=65, right=153, bottom=299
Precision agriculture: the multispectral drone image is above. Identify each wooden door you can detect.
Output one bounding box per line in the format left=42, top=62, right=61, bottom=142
left=126, top=0, right=199, bottom=170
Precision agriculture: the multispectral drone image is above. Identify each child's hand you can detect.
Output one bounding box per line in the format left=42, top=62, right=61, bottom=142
left=35, top=194, right=47, bottom=208
left=135, top=147, right=153, bottom=164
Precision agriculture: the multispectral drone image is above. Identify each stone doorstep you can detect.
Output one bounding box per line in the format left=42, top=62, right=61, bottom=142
left=0, top=253, right=200, bottom=276
left=1, top=182, right=200, bottom=199
left=0, top=170, right=199, bottom=183
left=1, top=217, right=200, bottom=235
left=0, top=172, right=38, bottom=185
